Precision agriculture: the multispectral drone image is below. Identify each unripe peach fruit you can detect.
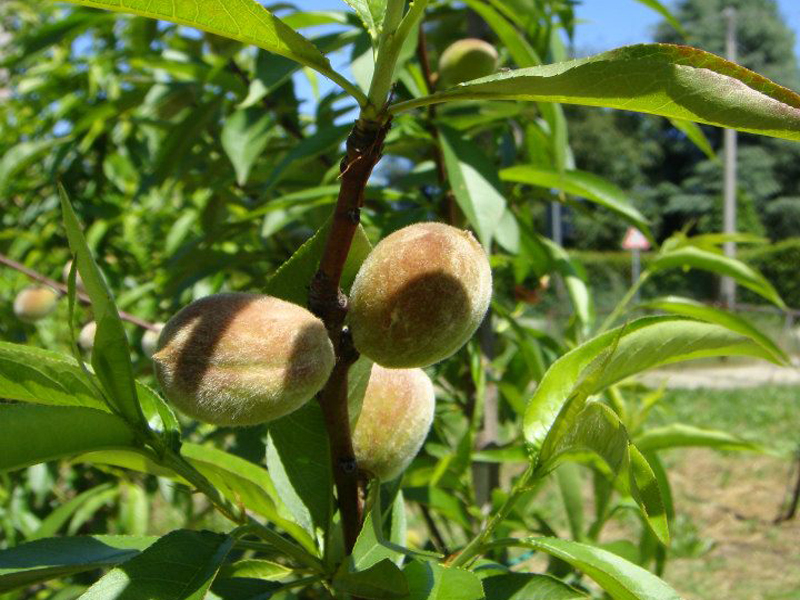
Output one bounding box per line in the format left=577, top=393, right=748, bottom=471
left=13, top=286, right=58, bottom=322
left=153, top=293, right=334, bottom=426
left=78, top=321, right=97, bottom=351
left=438, top=38, right=499, bottom=87
left=352, top=365, right=435, bottom=481
left=141, top=323, right=164, bottom=358
left=348, top=223, right=492, bottom=368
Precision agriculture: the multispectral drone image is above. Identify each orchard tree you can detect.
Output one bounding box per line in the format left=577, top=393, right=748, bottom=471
left=1, top=0, right=800, bottom=599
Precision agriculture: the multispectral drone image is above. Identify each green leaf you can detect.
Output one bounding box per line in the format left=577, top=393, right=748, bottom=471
left=333, top=559, right=408, bottom=599
left=634, top=423, right=765, bottom=453
left=638, top=296, right=787, bottom=364
left=351, top=485, right=407, bottom=571
left=263, top=124, right=350, bottom=190
left=481, top=573, right=587, bottom=599
left=31, top=483, right=116, bottom=540
left=628, top=445, right=670, bottom=546
left=390, top=44, right=800, bottom=142
left=0, top=535, right=157, bottom=593
left=0, top=405, right=137, bottom=473
left=648, top=246, right=784, bottom=308
left=265, top=219, right=372, bottom=305
left=0, top=342, right=107, bottom=411
left=632, top=0, right=686, bottom=36
left=556, top=463, right=585, bottom=543
left=78, top=530, right=234, bottom=600
left=219, top=559, right=293, bottom=581
left=180, top=444, right=314, bottom=551
left=668, top=118, right=716, bottom=159
left=60, top=0, right=356, bottom=97
left=265, top=402, right=333, bottom=541
left=460, top=0, right=540, bottom=68
left=59, top=185, right=144, bottom=426
left=500, top=166, right=652, bottom=241
left=0, top=138, right=66, bottom=193
left=439, top=125, right=507, bottom=249
left=538, top=401, right=629, bottom=477
left=523, top=316, right=777, bottom=448
left=402, top=561, right=484, bottom=600
left=523, top=537, right=680, bottom=599
left=342, top=0, right=387, bottom=41
left=221, top=108, right=275, bottom=186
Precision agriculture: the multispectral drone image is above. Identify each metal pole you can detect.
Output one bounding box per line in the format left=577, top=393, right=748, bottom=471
left=551, top=201, right=563, bottom=245
left=632, top=248, right=641, bottom=303
left=721, top=6, right=738, bottom=308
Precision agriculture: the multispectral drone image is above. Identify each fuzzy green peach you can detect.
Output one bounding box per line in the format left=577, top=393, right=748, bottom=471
left=438, top=38, right=499, bottom=87
left=13, top=286, right=58, bottom=322
left=347, top=222, right=492, bottom=368
left=153, top=293, right=334, bottom=426
left=352, top=364, right=435, bottom=481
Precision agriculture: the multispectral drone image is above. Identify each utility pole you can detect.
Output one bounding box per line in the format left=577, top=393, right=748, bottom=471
left=721, top=6, right=738, bottom=308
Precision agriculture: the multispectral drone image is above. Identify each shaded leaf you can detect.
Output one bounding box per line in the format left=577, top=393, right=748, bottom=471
left=221, top=108, right=275, bottom=186
left=634, top=423, right=765, bottom=453
left=482, top=572, right=587, bottom=599
left=500, top=166, right=651, bottom=240
left=439, top=125, right=507, bottom=249
left=0, top=535, right=157, bottom=593
left=0, top=405, right=136, bottom=473
left=79, top=530, right=234, bottom=600
left=402, top=561, right=484, bottom=600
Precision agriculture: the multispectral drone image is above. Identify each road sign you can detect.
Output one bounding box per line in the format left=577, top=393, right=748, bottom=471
left=622, top=227, right=650, bottom=251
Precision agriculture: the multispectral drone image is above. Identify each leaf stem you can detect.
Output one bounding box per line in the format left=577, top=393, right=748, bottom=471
left=447, top=463, right=535, bottom=568
left=598, top=270, right=651, bottom=333
left=365, top=0, right=430, bottom=119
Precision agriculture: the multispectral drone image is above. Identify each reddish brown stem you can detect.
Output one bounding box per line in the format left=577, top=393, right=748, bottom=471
left=0, top=253, right=158, bottom=331
left=309, top=117, right=391, bottom=554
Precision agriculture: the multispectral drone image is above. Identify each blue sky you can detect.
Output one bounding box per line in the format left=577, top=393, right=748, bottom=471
left=575, top=0, right=800, bottom=57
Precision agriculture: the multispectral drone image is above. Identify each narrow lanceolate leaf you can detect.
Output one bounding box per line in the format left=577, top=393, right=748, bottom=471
left=0, top=405, right=136, bottom=473
left=61, top=0, right=344, bottom=87
left=59, top=185, right=144, bottom=426
left=0, top=342, right=106, bottom=411
left=31, top=483, right=116, bottom=540
left=481, top=573, right=587, bottom=599
left=265, top=219, right=372, bottom=305
left=79, top=530, right=234, bottom=600
left=266, top=402, right=333, bottom=541
left=639, top=296, right=788, bottom=364
left=439, top=125, right=507, bottom=249
left=668, top=118, right=716, bottom=159
left=628, top=445, right=670, bottom=546
left=221, top=108, right=275, bottom=186
left=402, top=561, right=484, bottom=600
left=648, top=246, right=785, bottom=308
left=500, top=166, right=652, bottom=241
left=516, top=537, right=681, bottom=600
left=0, top=535, right=157, bottom=593
left=634, top=423, right=765, bottom=454
left=633, top=0, right=686, bottom=37
left=523, top=316, right=777, bottom=448
left=389, top=44, right=800, bottom=142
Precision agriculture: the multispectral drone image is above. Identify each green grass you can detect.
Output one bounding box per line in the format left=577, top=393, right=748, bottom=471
left=647, top=385, right=800, bottom=455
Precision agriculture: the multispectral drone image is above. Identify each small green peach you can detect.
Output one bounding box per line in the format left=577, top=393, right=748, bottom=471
left=438, top=38, right=499, bottom=87
left=13, top=286, right=58, bottom=322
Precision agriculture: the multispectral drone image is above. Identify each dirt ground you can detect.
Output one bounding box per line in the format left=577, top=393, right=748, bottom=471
left=662, top=449, right=800, bottom=600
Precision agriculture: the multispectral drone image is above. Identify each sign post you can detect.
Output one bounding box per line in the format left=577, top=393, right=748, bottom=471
left=622, top=228, right=651, bottom=303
